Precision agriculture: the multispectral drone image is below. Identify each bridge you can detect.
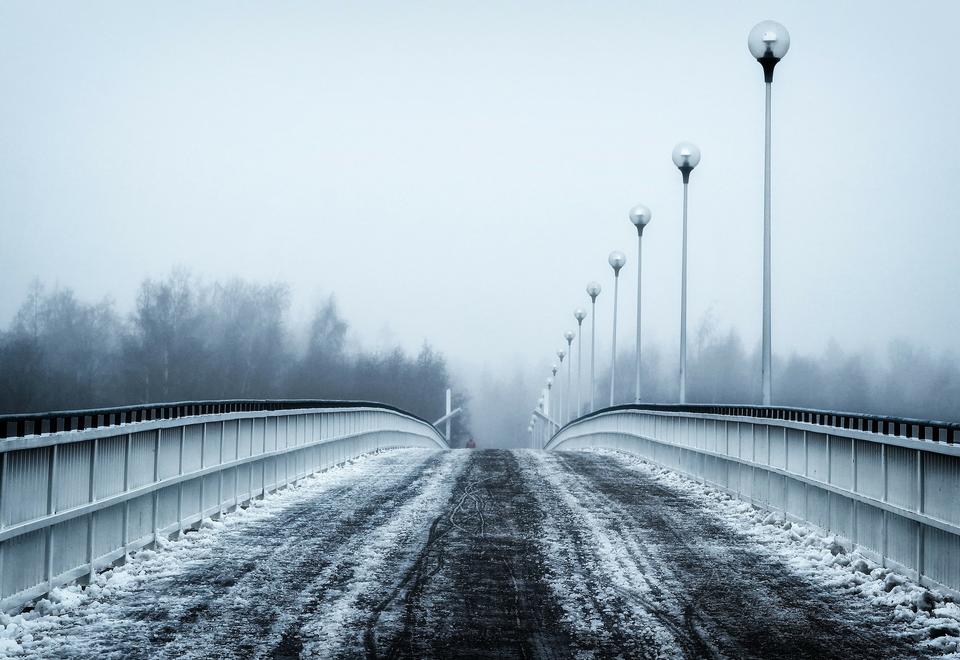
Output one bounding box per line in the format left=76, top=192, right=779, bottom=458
left=0, top=400, right=958, bottom=658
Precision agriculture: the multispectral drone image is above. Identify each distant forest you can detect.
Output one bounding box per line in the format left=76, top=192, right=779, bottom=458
left=0, top=273, right=471, bottom=444
left=595, top=317, right=960, bottom=424
left=457, top=321, right=960, bottom=451
left=1, top=273, right=957, bottom=452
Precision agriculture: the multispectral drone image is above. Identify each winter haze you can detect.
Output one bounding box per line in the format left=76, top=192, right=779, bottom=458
left=2, top=1, right=959, bottom=445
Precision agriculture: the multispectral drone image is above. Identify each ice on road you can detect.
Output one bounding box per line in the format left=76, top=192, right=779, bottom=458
left=5, top=448, right=946, bottom=659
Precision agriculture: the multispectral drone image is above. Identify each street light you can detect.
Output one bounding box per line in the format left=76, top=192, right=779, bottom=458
left=573, top=308, right=587, bottom=417
left=608, top=250, right=626, bottom=406
left=629, top=204, right=652, bottom=403
left=672, top=141, right=700, bottom=404
left=586, top=282, right=601, bottom=412
left=563, top=330, right=575, bottom=423
left=749, top=20, right=790, bottom=406
left=546, top=376, right=554, bottom=422
left=555, top=350, right=565, bottom=423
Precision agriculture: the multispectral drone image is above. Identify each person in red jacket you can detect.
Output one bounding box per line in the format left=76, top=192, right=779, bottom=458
left=465, top=437, right=476, bottom=449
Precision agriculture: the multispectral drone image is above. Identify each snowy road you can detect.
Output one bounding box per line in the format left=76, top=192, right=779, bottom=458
left=9, top=448, right=940, bottom=658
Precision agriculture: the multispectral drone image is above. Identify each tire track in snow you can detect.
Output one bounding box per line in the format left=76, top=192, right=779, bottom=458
left=26, top=449, right=457, bottom=659
left=360, top=450, right=576, bottom=659
left=515, top=450, right=688, bottom=658
left=544, top=450, right=923, bottom=660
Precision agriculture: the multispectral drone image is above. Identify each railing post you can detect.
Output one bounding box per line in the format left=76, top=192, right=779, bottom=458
left=0, top=451, right=7, bottom=599
left=851, top=439, right=858, bottom=549
left=122, top=434, right=131, bottom=561
left=0, top=450, right=7, bottom=530
left=784, top=423, right=789, bottom=473
left=881, top=444, right=888, bottom=503
left=218, top=421, right=225, bottom=517
left=199, top=424, right=206, bottom=516
left=764, top=424, right=772, bottom=507
left=261, top=417, right=267, bottom=499
left=917, top=448, right=925, bottom=581
left=44, top=445, right=59, bottom=589
left=233, top=419, right=240, bottom=507
left=881, top=443, right=888, bottom=568
left=177, top=426, right=185, bottom=534
left=803, top=431, right=809, bottom=478
left=152, top=429, right=160, bottom=544
left=86, top=438, right=98, bottom=579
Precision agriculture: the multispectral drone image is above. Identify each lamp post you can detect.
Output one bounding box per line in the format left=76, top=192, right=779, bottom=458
left=628, top=204, right=652, bottom=403
left=749, top=20, right=790, bottom=406
left=563, top=330, right=575, bottom=423
left=555, top=352, right=565, bottom=424
left=586, top=282, right=601, bottom=412
left=672, top=142, right=701, bottom=404
left=608, top=251, right=626, bottom=406
left=574, top=308, right=586, bottom=417
left=546, top=377, right=554, bottom=426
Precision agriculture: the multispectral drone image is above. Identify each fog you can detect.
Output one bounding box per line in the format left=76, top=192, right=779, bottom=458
left=2, top=2, right=959, bottom=446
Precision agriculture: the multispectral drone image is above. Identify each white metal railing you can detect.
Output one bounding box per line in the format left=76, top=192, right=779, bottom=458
left=0, top=403, right=446, bottom=612
left=547, top=407, right=960, bottom=597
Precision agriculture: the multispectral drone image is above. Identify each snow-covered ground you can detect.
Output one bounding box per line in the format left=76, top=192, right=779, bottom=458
left=0, top=447, right=951, bottom=658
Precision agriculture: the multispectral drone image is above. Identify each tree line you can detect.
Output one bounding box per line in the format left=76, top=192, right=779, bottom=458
left=594, top=315, right=960, bottom=423
left=0, top=273, right=471, bottom=444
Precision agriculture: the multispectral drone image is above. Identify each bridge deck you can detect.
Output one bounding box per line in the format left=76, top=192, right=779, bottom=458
left=16, top=449, right=927, bottom=658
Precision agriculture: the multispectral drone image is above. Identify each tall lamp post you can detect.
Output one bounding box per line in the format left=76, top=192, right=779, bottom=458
left=550, top=364, right=558, bottom=426
left=537, top=397, right=544, bottom=446
left=533, top=405, right=541, bottom=448
left=554, top=353, right=564, bottom=424
left=672, top=142, right=701, bottom=404
left=573, top=308, right=586, bottom=417
left=546, top=377, right=554, bottom=428
left=608, top=251, right=626, bottom=406
left=586, top=282, right=601, bottom=412
left=628, top=204, right=652, bottom=403
left=749, top=20, right=790, bottom=406
left=553, top=350, right=566, bottom=420
left=563, top=330, right=575, bottom=423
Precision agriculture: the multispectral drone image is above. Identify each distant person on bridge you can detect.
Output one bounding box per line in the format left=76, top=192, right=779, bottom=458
left=465, top=437, right=476, bottom=449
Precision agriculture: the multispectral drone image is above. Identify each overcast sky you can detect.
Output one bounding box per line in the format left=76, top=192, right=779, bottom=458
left=2, top=1, right=959, bottom=378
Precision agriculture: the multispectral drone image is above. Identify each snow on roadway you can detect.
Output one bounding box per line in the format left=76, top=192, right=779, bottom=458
left=0, top=446, right=956, bottom=658
left=588, top=448, right=960, bottom=657
left=571, top=449, right=960, bottom=658
left=0, top=448, right=463, bottom=659
left=519, top=449, right=948, bottom=659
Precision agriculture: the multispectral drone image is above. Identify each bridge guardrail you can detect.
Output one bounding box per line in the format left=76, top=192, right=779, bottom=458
left=546, top=405, right=960, bottom=597
left=0, top=401, right=447, bottom=612
left=0, top=399, right=437, bottom=439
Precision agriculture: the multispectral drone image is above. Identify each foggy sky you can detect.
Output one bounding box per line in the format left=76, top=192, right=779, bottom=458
left=2, top=1, right=959, bottom=382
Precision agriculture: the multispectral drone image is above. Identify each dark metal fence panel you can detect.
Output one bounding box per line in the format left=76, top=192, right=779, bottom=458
left=0, top=399, right=437, bottom=440
left=558, top=402, right=960, bottom=445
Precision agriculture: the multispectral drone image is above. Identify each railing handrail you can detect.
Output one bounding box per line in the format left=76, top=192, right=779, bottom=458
left=0, top=399, right=439, bottom=439
left=557, top=402, right=960, bottom=444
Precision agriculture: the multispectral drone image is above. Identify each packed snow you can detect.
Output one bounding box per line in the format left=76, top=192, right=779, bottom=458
left=0, top=446, right=951, bottom=658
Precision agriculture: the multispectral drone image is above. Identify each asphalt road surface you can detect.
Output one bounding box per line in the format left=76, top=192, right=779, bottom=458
left=28, top=448, right=924, bottom=659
